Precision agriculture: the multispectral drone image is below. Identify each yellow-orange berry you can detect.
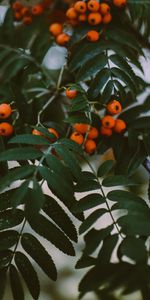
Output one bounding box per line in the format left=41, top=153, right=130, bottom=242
left=78, top=14, right=87, bottom=22
left=21, top=7, right=30, bottom=16
left=66, top=89, right=77, bottom=99
left=107, top=100, right=122, bottom=115
left=87, top=127, right=99, bottom=139
left=0, top=103, right=12, bottom=119
left=23, top=16, right=32, bottom=25
left=88, top=12, right=102, bottom=25
left=73, top=123, right=89, bottom=134
left=14, top=11, right=22, bottom=21
left=101, top=115, right=115, bottom=128
left=66, top=7, right=78, bottom=19
left=100, top=3, right=110, bottom=14
left=56, top=33, right=70, bottom=46
left=113, top=119, right=126, bottom=133
left=49, top=23, right=63, bottom=36
left=0, top=122, right=14, bottom=136
left=74, top=1, right=87, bottom=13
left=87, top=30, right=99, bottom=42
left=84, top=139, right=96, bottom=154
left=102, top=12, right=112, bottom=24
left=48, top=128, right=59, bottom=139
left=70, top=132, right=84, bottom=145
left=113, top=0, right=126, bottom=7
left=31, top=4, right=44, bottom=15
left=87, top=0, right=100, bottom=12
left=12, top=1, right=23, bottom=11
left=100, top=126, right=112, bottom=136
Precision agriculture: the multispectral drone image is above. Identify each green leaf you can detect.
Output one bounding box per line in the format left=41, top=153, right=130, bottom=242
left=107, top=190, right=146, bottom=206
left=0, top=230, right=19, bottom=251
left=0, top=147, right=42, bottom=161
left=111, top=67, right=136, bottom=96
left=54, top=144, right=82, bottom=180
left=25, top=211, right=75, bottom=256
left=9, top=134, right=50, bottom=146
left=69, top=40, right=107, bottom=71
left=102, top=175, right=135, bottom=187
left=39, top=166, right=75, bottom=209
left=88, top=68, right=110, bottom=99
left=119, top=237, right=147, bottom=263
left=0, top=250, right=13, bottom=268
left=118, top=214, right=150, bottom=236
left=143, top=135, right=150, bottom=155
left=72, top=193, right=105, bottom=213
left=127, top=146, right=146, bottom=176
left=98, top=160, right=115, bottom=177
left=43, top=194, right=77, bottom=242
left=75, top=179, right=100, bottom=193
left=130, top=117, right=150, bottom=130
left=76, top=255, right=96, bottom=269
left=15, top=252, right=40, bottom=300
left=79, top=209, right=107, bottom=234
left=76, top=53, right=107, bottom=81
left=101, top=80, right=114, bottom=104
left=97, top=234, right=118, bottom=263
left=21, top=233, right=57, bottom=280
left=0, top=166, right=35, bottom=192
left=10, top=181, right=29, bottom=209
left=110, top=54, right=136, bottom=82
left=58, top=139, right=83, bottom=154
left=84, top=225, right=113, bottom=255
left=9, top=264, right=24, bottom=300
left=0, top=269, right=7, bottom=299
left=0, top=209, right=24, bottom=230
left=27, top=181, right=45, bottom=216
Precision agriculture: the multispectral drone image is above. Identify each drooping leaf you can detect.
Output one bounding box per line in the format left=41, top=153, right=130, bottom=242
left=9, top=264, right=24, bottom=300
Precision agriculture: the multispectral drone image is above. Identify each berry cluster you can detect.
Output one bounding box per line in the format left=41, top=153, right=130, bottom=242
left=11, top=0, right=51, bottom=25
left=49, top=0, right=127, bottom=46
left=0, top=103, right=14, bottom=136
left=66, top=88, right=126, bottom=154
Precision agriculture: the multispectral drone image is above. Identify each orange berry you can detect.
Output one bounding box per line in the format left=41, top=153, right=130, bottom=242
left=113, top=119, right=126, bottom=133
left=66, top=7, right=78, bottom=19
left=21, top=7, right=30, bottom=16
left=113, top=0, right=126, bottom=7
left=87, top=0, right=100, bottom=12
left=87, top=30, right=99, bottom=42
left=31, top=4, right=44, bottom=15
left=66, top=89, right=77, bottom=99
left=23, top=16, right=32, bottom=25
left=0, top=123, right=14, bottom=136
left=0, top=103, right=12, bottom=119
left=70, top=132, right=84, bottom=145
left=69, top=18, right=79, bottom=26
left=12, top=1, right=23, bottom=11
left=32, top=129, right=44, bottom=136
left=102, top=12, right=112, bottom=24
left=14, top=11, right=22, bottom=21
left=84, top=139, right=96, bottom=154
left=74, top=1, right=87, bottom=13
left=78, top=14, right=87, bottom=22
left=100, top=3, right=110, bottom=14
left=100, top=126, right=112, bottom=136
left=73, top=123, right=89, bottom=134
left=101, top=116, right=115, bottom=128
left=87, top=127, right=99, bottom=139
left=88, top=12, right=102, bottom=25
left=56, top=33, right=70, bottom=46
left=48, top=128, right=59, bottom=139
left=49, top=23, right=63, bottom=36
left=107, top=100, right=122, bottom=115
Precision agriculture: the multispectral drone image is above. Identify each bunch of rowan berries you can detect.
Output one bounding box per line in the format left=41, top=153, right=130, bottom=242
left=66, top=88, right=126, bottom=154
left=49, top=0, right=127, bottom=46
left=0, top=103, right=14, bottom=137
left=11, top=0, right=52, bottom=25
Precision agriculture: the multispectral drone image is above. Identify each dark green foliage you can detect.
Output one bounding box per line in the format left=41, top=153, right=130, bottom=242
left=0, top=0, right=149, bottom=299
